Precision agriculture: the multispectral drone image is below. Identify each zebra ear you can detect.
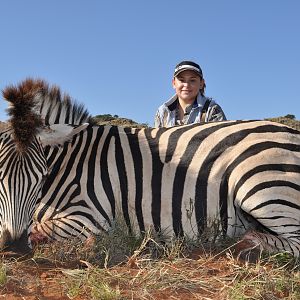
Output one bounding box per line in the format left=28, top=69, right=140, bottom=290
left=38, top=123, right=89, bottom=147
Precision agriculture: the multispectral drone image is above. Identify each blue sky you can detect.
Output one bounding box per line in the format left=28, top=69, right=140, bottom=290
left=1, top=1, right=299, bottom=126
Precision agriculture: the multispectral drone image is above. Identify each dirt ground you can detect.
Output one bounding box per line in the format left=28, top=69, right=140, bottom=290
left=1, top=237, right=299, bottom=300
left=0, top=259, right=74, bottom=300
left=0, top=251, right=236, bottom=300
left=0, top=244, right=299, bottom=300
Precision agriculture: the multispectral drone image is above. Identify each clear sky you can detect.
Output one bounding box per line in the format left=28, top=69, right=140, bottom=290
left=1, top=0, right=299, bottom=126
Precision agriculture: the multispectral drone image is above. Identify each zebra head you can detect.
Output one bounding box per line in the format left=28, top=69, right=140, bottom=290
left=0, top=79, right=90, bottom=255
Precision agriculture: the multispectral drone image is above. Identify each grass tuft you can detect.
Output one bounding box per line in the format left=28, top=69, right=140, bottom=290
left=0, top=263, right=7, bottom=286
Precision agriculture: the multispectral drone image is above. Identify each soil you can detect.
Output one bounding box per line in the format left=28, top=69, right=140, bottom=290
left=0, top=259, right=71, bottom=300
left=1, top=236, right=294, bottom=299
left=0, top=250, right=234, bottom=300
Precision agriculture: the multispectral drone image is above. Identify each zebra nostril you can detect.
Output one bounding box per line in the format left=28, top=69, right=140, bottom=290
left=0, top=229, right=31, bottom=255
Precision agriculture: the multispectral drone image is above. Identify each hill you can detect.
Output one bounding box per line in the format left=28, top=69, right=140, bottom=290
left=0, top=121, right=8, bottom=130
left=92, top=114, right=300, bottom=130
left=1, top=115, right=300, bottom=130
left=93, top=114, right=148, bottom=128
left=266, top=114, right=300, bottom=131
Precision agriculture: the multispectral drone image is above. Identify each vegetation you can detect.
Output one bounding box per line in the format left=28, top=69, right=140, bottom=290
left=0, top=121, right=8, bottom=130
left=93, top=114, right=300, bottom=131
left=0, top=264, right=7, bottom=286
left=2, top=114, right=300, bottom=131
left=93, top=114, right=148, bottom=128
left=0, top=218, right=299, bottom=299
left=266, top=115, right=300, bottom=131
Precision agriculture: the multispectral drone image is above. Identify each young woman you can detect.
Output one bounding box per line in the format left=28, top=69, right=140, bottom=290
left=154, top=60, right=226, bottom=127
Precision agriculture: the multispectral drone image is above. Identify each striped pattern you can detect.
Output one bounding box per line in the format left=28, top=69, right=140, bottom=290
left=0, top=129, right=48, bottom=250
left=33, top=120, right=300, bottom=256
left=0, top=78, right=92, bottom=252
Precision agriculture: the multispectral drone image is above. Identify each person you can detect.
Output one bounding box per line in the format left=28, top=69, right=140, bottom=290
left=154, top=60, right=226, bottom=127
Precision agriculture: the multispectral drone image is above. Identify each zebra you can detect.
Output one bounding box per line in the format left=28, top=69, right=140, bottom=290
left=0, top=79, right=92, bottom=253
left=0, top=78, right=300, bottom=258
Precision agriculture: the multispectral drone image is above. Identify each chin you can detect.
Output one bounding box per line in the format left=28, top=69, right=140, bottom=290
left=181, top=96, right=195, bottom=102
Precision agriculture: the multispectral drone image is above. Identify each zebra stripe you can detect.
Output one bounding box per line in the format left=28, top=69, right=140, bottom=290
left=0, top=79, right=94, bottom=253
left=0, top=130, right=48, bottom=249
left=31, top=119, right=300, bottom=258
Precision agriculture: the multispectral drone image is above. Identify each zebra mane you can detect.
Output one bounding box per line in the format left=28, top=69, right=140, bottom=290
left=2, top=78, right=96, bottom=150
left=35, top=79, right=95, bottom=126
left=2, top=78, right=44, bottom=151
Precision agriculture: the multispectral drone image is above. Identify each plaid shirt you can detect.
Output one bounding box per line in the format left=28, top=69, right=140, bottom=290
left=154, top=93, right=226, bottom=128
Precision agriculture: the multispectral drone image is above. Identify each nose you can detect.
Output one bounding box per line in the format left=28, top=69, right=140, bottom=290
left=0, top=229, right=32, bottom=256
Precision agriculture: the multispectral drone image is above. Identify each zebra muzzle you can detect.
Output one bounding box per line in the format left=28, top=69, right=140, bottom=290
left=0, top=229, right=33, bottom=258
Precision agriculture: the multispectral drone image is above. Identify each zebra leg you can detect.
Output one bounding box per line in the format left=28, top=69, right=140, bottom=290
left=234, top=184, right=300, bottom=260
left=235, top=230, right=300, bottom=262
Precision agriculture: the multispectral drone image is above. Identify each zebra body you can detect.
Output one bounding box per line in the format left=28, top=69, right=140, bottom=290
left=1, top=79, right=300, bottom=257
left=34, top=120, right=300, bottom=256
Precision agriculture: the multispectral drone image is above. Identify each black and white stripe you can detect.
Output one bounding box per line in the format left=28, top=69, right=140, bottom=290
left=34, top=119, right=300, bottom=256
left=0, top=130, right=48, bottom=251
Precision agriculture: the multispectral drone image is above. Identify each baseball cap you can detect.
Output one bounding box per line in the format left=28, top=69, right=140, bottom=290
left=174, top=61, right=203, bottom=78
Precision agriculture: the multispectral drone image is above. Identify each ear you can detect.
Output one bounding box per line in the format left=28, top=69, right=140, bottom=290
left=172, top=78, right=176, bottom=89
left=38, top=123, right=89, bottom=147
left=200, top=78, right=205, bottom=90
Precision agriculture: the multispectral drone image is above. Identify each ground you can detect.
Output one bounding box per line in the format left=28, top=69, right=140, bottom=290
left=0, top=246, right=299, bottom=300
left=0, top=252, right=234, bottom=300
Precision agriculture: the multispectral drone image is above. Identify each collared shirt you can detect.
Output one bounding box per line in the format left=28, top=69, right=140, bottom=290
left=175, top=98, right=198, bottom=125
left=154, top=93, right=226, bottom=128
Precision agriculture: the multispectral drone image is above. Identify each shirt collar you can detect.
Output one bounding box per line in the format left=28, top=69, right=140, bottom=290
left=166, top=93, right=207, bottom=111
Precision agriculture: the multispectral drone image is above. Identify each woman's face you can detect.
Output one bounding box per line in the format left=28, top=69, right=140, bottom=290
left=172, top=70, right=204, bottom=103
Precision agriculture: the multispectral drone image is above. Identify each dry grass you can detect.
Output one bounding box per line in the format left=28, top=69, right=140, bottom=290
left=31, top=236, right=300, bottom=300
left=0, top=222, right=299, bottom=299
left=1, top=221, right=296, bottom=300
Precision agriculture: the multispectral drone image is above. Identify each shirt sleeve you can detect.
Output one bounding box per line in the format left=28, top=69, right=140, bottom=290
left=154, top=110, right=162, bottom=127
left=207, top=104, right=227, bottom=121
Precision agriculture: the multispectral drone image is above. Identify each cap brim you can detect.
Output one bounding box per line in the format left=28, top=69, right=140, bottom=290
left=174, top=68, right=202, bottom=77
